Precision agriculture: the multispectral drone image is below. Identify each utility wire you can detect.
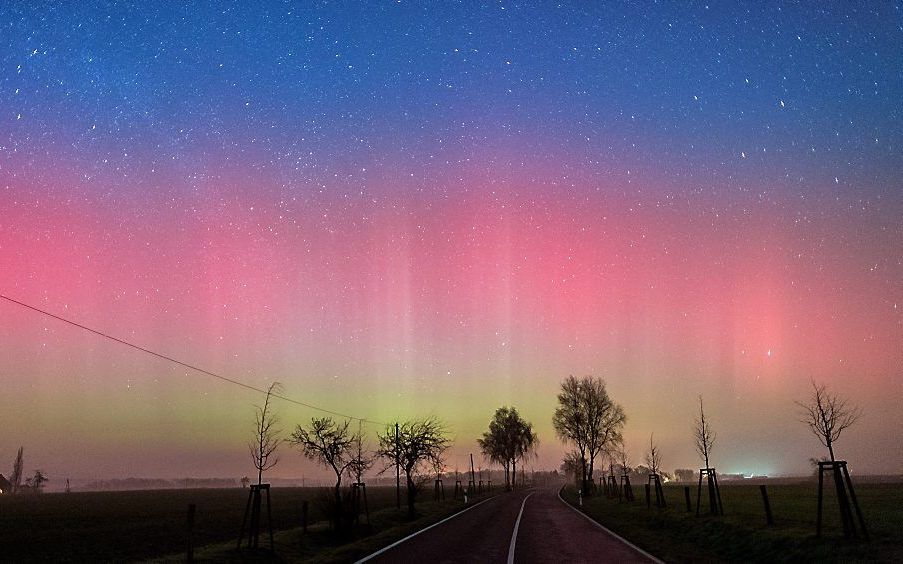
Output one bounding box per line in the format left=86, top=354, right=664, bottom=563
left=0, top=293, right=388, bottom=426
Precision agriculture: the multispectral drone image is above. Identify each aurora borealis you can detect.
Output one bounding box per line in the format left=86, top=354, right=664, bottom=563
left=1, top=3, right=900, bottom=482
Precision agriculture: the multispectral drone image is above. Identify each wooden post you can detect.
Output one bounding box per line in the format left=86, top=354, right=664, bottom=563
left=684, top=486, right=692, bottom=513
left=841, top=463, right=868, bottom=540
left=186, top=503, right=196, bottom=562
left=238, top=487, right=253, bottom=549
left=301, top=500, right=309, bottom=534
left=644, top=483, right=651, bottom=508
left=395, top=423, right=400, bottom=510
left=817, top=463, right=825, bottom=537
left=265, top=484, right=274, bottom=550
left=759, top=485, right=773, bottom=526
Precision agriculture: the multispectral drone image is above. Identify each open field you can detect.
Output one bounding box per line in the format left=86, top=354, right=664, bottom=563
left=0, top=485, right=476, bottom=562
left=562, top=480, right=903, bottom=562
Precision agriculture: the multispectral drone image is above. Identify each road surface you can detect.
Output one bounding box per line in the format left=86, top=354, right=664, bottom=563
left=359, top=486, right=660, bottom=563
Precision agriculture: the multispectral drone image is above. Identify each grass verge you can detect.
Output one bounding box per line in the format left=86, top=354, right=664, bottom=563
left=560, top=481, right=902, bottom=563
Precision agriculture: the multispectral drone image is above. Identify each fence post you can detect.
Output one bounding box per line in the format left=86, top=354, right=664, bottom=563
left=759, top=485, right=773, bottom=526
left=186, top=503, right=196, bottom=562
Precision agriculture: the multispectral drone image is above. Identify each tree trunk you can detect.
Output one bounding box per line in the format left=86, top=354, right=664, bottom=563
left=334, top=479, right=343, bottom=531
left=406, top=475, right=416, bottom=518
left=512, top=458, right=517, bottom=491
left=505, top=462, right=511, bottom=491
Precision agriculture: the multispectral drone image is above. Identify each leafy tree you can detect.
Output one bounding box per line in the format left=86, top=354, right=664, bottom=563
left=27, top=470, right=48, bottom=492
left=289, top=417, right=356, bottom=530
left=674, top=468, right=695, bottom=482
left=478, top=406, right=537, bottom=490
left=377, top=417, right=450, bottom=517
left=796, top=380, right=861, bottom=462
left=693, top=395, right=716, bottom=468
left=552, top=376, right=626, bottom=493
left=249, top=382, right=283, bottom=485
left=10, top=446, right=24, bottom=495
left=560, top=451, right=580, bottom=486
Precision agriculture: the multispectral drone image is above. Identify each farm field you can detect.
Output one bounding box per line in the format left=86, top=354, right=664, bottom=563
left=562, top=480, right=903, bottom=562
left=0, top=485, right=472, bottom=562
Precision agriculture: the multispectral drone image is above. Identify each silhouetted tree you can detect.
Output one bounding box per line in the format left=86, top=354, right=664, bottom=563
left=377, top=417, right=450, bottom=518
left=478, top=406, right=537, bottom=490
left=645, top=433, right=662, bottom=476
left=693, top=395, right=716, bottom=468
left=560, top=451, right=580, bottom=486
left=10, top=447, right=24, bottom=495
left=674, top=468, right=695, bottom=482
left=796, top=380, right=861, bottom=462
left=553, top=376, right=626, bottom=493
left=347, top=421, right=374, bottom=484
left=249, top=382, right=283, bottom=485
left=240, top=476, right=250, bottom=488
left=290, top=417, right=356, bottom=529
left=27, top=470, right=48, bottom=492
left=617, top=444, right=631, bottom=476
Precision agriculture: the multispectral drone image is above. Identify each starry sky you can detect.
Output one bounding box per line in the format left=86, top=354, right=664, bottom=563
left=1, top=2, right=901, bottom=482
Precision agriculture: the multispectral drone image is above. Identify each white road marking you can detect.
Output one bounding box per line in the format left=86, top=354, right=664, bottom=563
left=556, top=486, right=664, bottom=564
left=355, top=495, right=496, bottom=563
left=506, top=492, right=534, bottom=564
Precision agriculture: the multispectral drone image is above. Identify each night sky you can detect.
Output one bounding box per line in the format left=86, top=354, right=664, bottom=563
left=1, top=2, right=901, bottom=482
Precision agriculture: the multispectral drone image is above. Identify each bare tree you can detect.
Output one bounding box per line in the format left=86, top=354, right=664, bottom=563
left=553, top=375, right=626, bottom=494
left=616, top=444, right=631, bottom=475
left=249, top=382, right=283, bottom=485
left=694, top=395, right=716, bottom=468
left=10, top=446, right=24, bottom=495
left=290, top=417, right=356, bottom=528
left=796, top=380, right=861, bottom=462
left=347, top=420, right=374, bottom=484
left=645, top=433, right=662, bottom=476
left=377, top=417, right=450, bottom=517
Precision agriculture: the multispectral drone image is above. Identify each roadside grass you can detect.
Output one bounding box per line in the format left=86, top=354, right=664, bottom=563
left=561, top=481, right=903, bottom=563
left=179, top=491, right=492, bottom=563
left=0, top=485, right=488, bottom=562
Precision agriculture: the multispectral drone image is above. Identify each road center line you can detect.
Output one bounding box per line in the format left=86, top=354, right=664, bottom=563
left=506, top=492, right=534, bottom=564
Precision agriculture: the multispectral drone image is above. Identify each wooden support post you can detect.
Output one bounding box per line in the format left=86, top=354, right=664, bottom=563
left=301, top=500, right=309, bottom=534
left=186, top=503, right=196, bottom=562
left=395, top=423, right=400, bottom=510
left=817, top=463, right=825, bottom=537
left=265, top=484, right=274, bottom=550
left=759, top=485, right=773, bottom=526
left=684, top=486, right=692, bottom=513
left=841, top=464, right=868, bottom=540
left=645, top=483, right=651, bottom=509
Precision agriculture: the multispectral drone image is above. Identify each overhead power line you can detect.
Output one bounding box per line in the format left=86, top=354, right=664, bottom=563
left=0, top=293, right=387, bottom=426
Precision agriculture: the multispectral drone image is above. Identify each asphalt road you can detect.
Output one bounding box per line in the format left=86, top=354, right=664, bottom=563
left=359, top=486, right=660, bottom=563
